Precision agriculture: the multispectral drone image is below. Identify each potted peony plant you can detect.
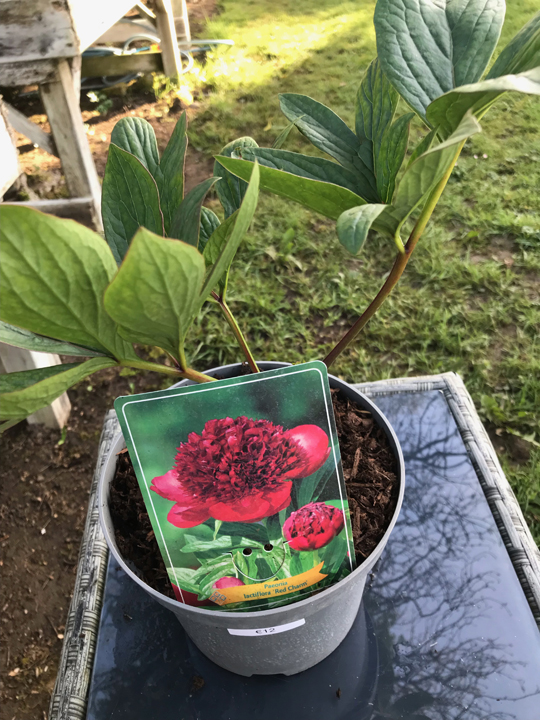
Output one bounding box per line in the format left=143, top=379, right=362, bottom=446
left=1, top=0, right=538, bottom=677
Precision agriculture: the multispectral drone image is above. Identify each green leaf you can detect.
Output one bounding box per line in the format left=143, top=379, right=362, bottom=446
left=203, top=211, right=237, bottom=297
left=244, top=147, right=370, bottom=198
left=159, top=112, right=188, bottom=235
left=169, top=177, right=219, bottom=247
left=182, top=536, right=263, bottom=554
left=355, top=58, right=399, bottom=172
left=110, top=117, right=161, bottom=179
left=215, top=155, right=366, bottom=220
left=0, top=321, right=106, bottom=357
left=101, top=144, right=165, bottom=264
left=374, top=0, right=506, bottom=118
left=0, top=206, right=135, bottom=360
left=104, top=227, right=206, bottom=359
left=0, top=357, right=116, bottom=420
left=319, top=534, right=347, bottom=574
left=487, top=11, right=540, bottom=78
left=296, top=460, right=334, bottom=508
left=272, top=118, right=297, bottom=149
left=426, top=68, right=540, bottom=138
left=390, top=112, right=482, bottom=230
left=376, top=113, right=414, bottom=202
left=213, top=137, right=259, bottom=218
left=355, top=59, right=414, bottom=202
left=215, top=522, right=269, bottom=543
left=406, top=128, right=438, bottom=168
left=199, top=207, right=221, bottom=253
left=280, top=94, right=361, bottom=171
left=198, top=163, right=259, bottom=307
left=109, top=114, right=189, bottom=237
left=337, top=204, right=388, bottom=254
left=167, top=567, right=200, bottom=595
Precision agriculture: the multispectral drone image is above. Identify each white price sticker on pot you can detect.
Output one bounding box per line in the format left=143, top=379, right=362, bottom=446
left=227, top=618, right=305, bottom=636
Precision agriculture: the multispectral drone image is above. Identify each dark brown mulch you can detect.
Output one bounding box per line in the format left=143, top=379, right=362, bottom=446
left=110, top=450, right=175, bottom=599
left=331, top=390, right=398, bottom=563
left=110, top=391, right=400, bottom=592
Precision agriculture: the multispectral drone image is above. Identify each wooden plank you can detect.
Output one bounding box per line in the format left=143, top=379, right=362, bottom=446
left=0, top=99, right=19, bottom=196
left=13, top=197, right=97, bottom=226
left=0, top=0, right=77, bottom=62
left=40, top=60, right=102, bottom=230
left=171, top=0, right=191, bottom=42
left=3, top=101, right=58, bottom=156
left=153, top=0, right=182, bottom=78
left=0, top=344, right=71, bottom=429
left=0, top=0, right=135, bottom=63
left=0, top=59, right=57, bottom=87
left=81, top=51, right=163, bottom=78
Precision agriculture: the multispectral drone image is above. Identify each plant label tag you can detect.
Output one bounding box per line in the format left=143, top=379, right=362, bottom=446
left=227, top=619, right=306, bottom=636
left=114, top=361, right=356, bottom=611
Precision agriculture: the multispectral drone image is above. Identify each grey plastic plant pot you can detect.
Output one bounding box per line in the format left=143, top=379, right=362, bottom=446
left=98, top=362, right=405, bottom=676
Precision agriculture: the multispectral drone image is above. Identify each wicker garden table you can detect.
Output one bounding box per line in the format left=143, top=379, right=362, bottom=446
left=49, top=373, right=540, bottom=720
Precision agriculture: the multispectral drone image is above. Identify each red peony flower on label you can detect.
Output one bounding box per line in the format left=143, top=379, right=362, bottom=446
left=284, top=502, right=344, bottom=551
left=151, top=416, right=329, bottom=528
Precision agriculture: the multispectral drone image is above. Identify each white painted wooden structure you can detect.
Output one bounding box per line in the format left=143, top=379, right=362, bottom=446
left=0, top=1, right=187, bottom=429
left=0, top=0, right=184, bottom=227
left=0, top=99, right=72, bottom=429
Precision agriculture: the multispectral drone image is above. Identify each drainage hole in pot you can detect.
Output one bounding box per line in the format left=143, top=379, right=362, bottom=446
left=243, top=547, right=252, bottom=556
left=264, top=543, right=273, bottom=552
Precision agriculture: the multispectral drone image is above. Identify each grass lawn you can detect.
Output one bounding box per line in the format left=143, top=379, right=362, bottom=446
left=175, top=0, right=539, bottom=539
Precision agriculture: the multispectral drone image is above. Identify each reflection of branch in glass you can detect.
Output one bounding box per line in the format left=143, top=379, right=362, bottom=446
left=367, top=393, right=540, bottom=720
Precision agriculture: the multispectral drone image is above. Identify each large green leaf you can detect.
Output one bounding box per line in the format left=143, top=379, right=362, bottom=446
left=391, top=112, right=482, bottom=229
left=0, top=206, right=135, bottom=360
left=280, top=94, right=360, bottom=170
left=427, top=68, right=540, bottom=137
left=203, top=212, right=237, bottom=297
left=355, top=59, right=413, bottom=202
left=355, top=58, right=399, bottom=172
left=487, top=11, right=540, bottom=78
left=199, top=163, right=259, bottom=306
left=245, top=147, right=369, bottom=197
left=199, top=207, right=221, bottom=253
left=103, top=228, right=206, bottom=359
left=0, top=357, right=116, bottom=420
left=109, top=114, right=189, bottom=236
left=101, top=144, right=164, bottom=264
left=374, top=0, right=506, bottom=118
left=0, top=321, right=106, bottom=357
left=376, top=113, right=414, bottom=202
left=215, top=156, right=366, bottom=220
left=159, top=112, right=188, bottom=235
left=213, top=137, right=259, bottom=217
left=169, top=177, right=219, bottom=247
left=110, top=117, right=162, bottom=179
left=337, top=204, right=388, bottom=254
left=279, top=94, right=377, bottom=200
left=406, top=128, right=438, bottom=168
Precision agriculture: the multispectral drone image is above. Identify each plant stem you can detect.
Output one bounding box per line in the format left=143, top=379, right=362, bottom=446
left=121, top=359, right=216, bottom=383
left=182, top=367, right=218, bottom=383
left=323, top=141, right=465, bottom=369
left=212, top=291, right=260, bottom=373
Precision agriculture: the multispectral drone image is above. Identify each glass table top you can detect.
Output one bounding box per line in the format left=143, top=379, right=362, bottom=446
left=86, top=390, right=540, bottom=720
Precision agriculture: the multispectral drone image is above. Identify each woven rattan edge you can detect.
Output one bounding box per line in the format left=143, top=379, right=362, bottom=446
left=353, top=371, right=540, bottom=627
left=48, top=410, right=119, bottom=720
